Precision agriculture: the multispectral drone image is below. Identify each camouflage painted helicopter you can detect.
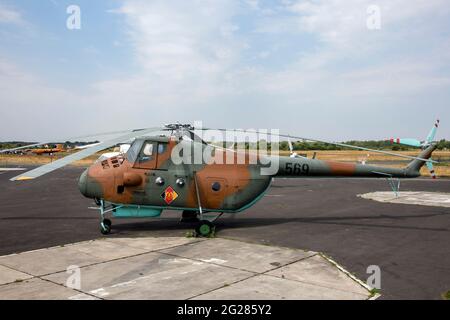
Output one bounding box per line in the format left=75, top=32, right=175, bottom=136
left=4, top=123, right=439, bottom=236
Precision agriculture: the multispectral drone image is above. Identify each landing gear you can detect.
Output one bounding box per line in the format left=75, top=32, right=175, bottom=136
left=89, top=199, right=123, bottom=235
left=196, top=220, right=214, bottom=237
left=193, top=213, right=223, bottom=237
left=100, top=219, right=111, bottom=235
left=192, top=173, right=218, bottom=237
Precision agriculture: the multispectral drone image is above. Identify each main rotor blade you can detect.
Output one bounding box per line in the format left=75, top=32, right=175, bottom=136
left=188, top=130, right=208, bottom=145
left=200, top=128, right=439, bottom=164
left=10, top=127, right=162, bottom=181
left=67, top=127, right=156, bottom=141
left=0, top=127, right=160, bottom=154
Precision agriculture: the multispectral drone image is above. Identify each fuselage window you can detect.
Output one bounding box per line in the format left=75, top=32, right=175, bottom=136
left=158, top=143, right=167, bottom=154
left=212, top=182, right=221, bottom=192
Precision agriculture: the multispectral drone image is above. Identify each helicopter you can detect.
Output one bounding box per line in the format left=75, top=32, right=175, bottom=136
left=2, top=123, right=439, bottom=237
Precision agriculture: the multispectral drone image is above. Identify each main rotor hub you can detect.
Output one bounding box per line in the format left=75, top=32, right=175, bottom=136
left=164, top=123, right=194, bottom=131
left=164, top=123, right=195, bottom=138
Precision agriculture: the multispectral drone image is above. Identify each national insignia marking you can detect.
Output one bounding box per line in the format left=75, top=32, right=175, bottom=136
left=161, top=186, right=178, bottom=205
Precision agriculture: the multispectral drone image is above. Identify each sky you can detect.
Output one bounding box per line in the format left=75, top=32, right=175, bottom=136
left=0, top=0, right=450, bottom=141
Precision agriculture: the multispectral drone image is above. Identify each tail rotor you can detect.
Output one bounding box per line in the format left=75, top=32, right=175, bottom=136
left=389, top=119, right=440, bottom=179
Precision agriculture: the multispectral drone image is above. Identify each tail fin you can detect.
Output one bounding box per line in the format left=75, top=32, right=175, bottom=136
left=406, top=144, right=438, bottom=176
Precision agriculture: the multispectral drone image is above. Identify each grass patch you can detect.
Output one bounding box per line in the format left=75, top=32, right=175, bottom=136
left=185, top=231, right=196, bottom=238
left=369, top=288, right=381, bottom=298
left=206, top=228, right=216, bottom=238
left=442, top=291, right=450, bottom=300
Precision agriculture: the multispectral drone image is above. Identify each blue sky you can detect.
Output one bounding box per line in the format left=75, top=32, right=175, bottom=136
left=1, top=0, right=450, bottom=141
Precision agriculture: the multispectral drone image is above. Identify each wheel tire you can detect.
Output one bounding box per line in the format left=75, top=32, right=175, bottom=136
left=103, top=219, right=112, bottom=227
left=196, top=220, right=214, bottom=237
left=100, top=222, right=111, bottom=235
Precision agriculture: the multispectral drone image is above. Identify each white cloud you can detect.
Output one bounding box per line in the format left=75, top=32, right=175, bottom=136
left=0, top=3, right=24, bottom=25
left=115, top=0, right=241, bottom=80
left=286, top=0, right=450, bottom=46
left=248, top=0, right=450, bottom=98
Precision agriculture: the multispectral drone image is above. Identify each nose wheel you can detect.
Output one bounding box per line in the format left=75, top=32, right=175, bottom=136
left=90, top=199, right=119, bottom=235
left=100, top=218, right=112, bottom=235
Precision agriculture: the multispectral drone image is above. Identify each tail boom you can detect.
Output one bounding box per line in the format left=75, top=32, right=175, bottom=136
left=275, top=144, right=437, bottom=179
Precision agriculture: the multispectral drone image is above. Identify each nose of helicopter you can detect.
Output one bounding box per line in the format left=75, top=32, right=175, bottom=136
left=78, top=169, right=89, bottom=197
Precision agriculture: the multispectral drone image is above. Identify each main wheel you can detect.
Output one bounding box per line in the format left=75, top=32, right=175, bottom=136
left=196, top=220, right=214, bottom=237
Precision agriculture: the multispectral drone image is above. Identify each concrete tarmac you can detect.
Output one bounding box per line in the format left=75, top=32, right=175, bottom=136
left=0, top=166, right=449, bottom=299
left=0, top=237, right=372, bottom=300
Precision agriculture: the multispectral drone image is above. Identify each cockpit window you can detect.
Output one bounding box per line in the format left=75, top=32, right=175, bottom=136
left=126, top=140, right=143, bottom=163
left=128, top=140, right=168, bottom=167
left=143, top=143, right=154, bottom=156
left=138, top=142, right=157, bottom=162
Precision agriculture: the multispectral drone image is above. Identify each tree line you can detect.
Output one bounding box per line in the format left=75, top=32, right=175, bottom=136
left=1, top=139, right=450, bottom=152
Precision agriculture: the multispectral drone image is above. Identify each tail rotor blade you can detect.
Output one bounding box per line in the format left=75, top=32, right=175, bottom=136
left=426, top=119, right=440, bottom=144
left=389, top=138, right=422, bottom=147
left=426, top=161, right=437, bottom=179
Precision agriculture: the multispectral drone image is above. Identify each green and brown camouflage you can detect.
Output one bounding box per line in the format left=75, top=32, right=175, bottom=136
left=78, top=135, right=437, bottom=215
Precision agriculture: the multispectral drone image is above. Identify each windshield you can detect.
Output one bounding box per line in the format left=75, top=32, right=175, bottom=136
left=126, top=139, right=144, bottom=163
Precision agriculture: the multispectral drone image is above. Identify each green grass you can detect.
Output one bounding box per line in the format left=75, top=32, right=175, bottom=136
left=369, top=288, right=381, bottom=298
left=185, top=231, right=196, bottom=238
left=442, top=290, right=450, bottom=300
